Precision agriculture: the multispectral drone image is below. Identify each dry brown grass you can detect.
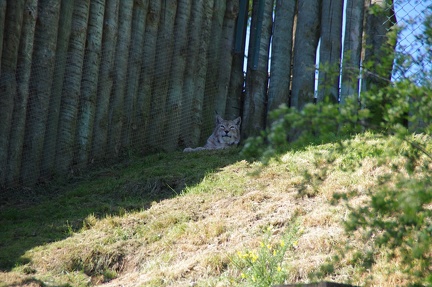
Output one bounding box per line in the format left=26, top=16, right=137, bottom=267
left=1, top=134, right=423, bottom=287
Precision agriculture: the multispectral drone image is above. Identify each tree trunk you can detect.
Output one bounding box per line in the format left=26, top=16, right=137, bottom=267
left=91, top=0, right=119, bottom=160
left=340, top=0, right=364, bottom=105
left=291, top=0, right=321, bottom=110
left=6, top=0, right=38, bottom=186
left=164, top=0, right=192, bottom=151
left=75, top=0, right=105, bottom=168
left=200, top=0, right=226, bottom=143
left=180, top=0, right=205, bottom=148
left=215, top=0, right=239, bottom=119
left=242, top=0, right=274, bottom=138
left=107, top=0, right=133, bottom=156
left=226, top=0, right=248, bottom=120
left=122, top=0, right=149, bottom=149
left=317, top=0, right=343, bottom=103
left=21, top=0, right=60, bottom=186
left=146, top=0, right=177, bottom=149
left=0, top=0, right=25, bottom=186
left=267, top=0, right=296, bottom=124
left=40, top=0, right=75, bottom=178
left=137, top=0, right=161, bottom=151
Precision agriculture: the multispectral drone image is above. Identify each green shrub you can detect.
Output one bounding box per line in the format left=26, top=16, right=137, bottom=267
left=230, top=221, right=301, bottom=287
left=241, top=11, right=432, bottom=283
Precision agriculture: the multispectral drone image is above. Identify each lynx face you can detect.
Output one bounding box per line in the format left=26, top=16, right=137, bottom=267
left=183, top=115, right=241, bottom=152
left=212, top=116, right=241, bottom=146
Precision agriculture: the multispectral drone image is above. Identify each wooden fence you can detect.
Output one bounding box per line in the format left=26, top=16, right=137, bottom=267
left=0, top=0, right=398, bottom=188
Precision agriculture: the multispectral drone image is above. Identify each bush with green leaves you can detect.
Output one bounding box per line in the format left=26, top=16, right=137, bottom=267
left=230, top=222, right=301, bottom=287
left=342, top=145, right=432, bottom=285
left=242, top=8, right=432, bottom=285
left=243, top=85, right=432, bottom=285
left=241, top=94, right=365, bottom=162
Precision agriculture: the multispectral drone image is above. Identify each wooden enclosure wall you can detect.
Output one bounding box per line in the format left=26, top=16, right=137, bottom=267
left=0, top=0, right=397, bottom=189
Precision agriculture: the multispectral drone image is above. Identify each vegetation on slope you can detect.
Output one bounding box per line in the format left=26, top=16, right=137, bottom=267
left=1, top=129, right=431, bottom=287
left=2, top=7, right=432, bottom=286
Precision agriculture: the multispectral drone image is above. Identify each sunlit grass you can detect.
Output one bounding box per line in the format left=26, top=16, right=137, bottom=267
left=1, top=134, right=429, bottom=286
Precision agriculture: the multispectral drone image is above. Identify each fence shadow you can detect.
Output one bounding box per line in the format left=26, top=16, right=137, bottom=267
left=0, top=148, right=243, bottom=275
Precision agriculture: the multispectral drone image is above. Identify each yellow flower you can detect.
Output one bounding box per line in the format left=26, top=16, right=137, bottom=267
left=280, top=239, right=285, bottom=247
left=250, top=251, right=258, bottom=263
left=277, top=265, right=282, bottom=272
left=241, top=272, right=246, bottom=279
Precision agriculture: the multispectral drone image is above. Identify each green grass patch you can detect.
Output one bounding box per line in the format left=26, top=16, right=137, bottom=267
left=0, top=134, right=430, bottom=286
left=0, top=149, right=242, bottom=273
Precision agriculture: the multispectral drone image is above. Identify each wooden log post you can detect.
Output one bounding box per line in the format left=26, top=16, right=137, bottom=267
left=291, top=0, right=321, bottom=110
left=340, top=0, right=364, bottom=105
left=242, top=0, right=274, bottom=139
left=317, top=0, right=344, bottom=104
left=267, top=0, right=296, bottom=126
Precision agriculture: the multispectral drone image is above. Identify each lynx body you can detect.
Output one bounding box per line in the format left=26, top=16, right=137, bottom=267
left=183, top=115, right=241, bottom=152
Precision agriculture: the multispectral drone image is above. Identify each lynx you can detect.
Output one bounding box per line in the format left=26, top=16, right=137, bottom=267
left=183, top=115, right=241, bottom=152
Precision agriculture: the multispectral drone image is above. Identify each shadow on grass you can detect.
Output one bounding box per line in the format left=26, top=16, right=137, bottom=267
left=7, top=277, right=72, bottom=287
left=0, top=148, right=243, bottom=274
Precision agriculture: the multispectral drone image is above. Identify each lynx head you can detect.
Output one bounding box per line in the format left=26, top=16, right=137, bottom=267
left=213, top=115, right=241, bottom=146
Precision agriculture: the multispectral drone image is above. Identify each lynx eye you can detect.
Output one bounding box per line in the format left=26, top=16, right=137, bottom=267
left=220, top=125, right=225, bottom=129
left=230, top=126, right=235, bottom=129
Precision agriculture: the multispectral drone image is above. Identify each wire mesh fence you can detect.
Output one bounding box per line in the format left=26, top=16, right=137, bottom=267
left=0, top=1, right=238, bottom=189
left=0, top=0, right=429, bottom=189
left=392, top=0, right=432, bottom=83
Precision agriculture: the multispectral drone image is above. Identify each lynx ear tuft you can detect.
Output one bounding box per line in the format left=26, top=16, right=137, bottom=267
left=216, top=115, right=223, bottom=124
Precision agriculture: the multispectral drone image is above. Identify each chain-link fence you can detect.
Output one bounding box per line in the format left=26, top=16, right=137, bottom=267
left=392, top=0, right=432, bottom=83
left=0, top=0, right=429, bottom=190
left=0, top=1, right=239, bottom=189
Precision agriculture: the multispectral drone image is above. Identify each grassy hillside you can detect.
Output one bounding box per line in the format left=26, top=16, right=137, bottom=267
left=0, top=133, right=430, bottom=287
